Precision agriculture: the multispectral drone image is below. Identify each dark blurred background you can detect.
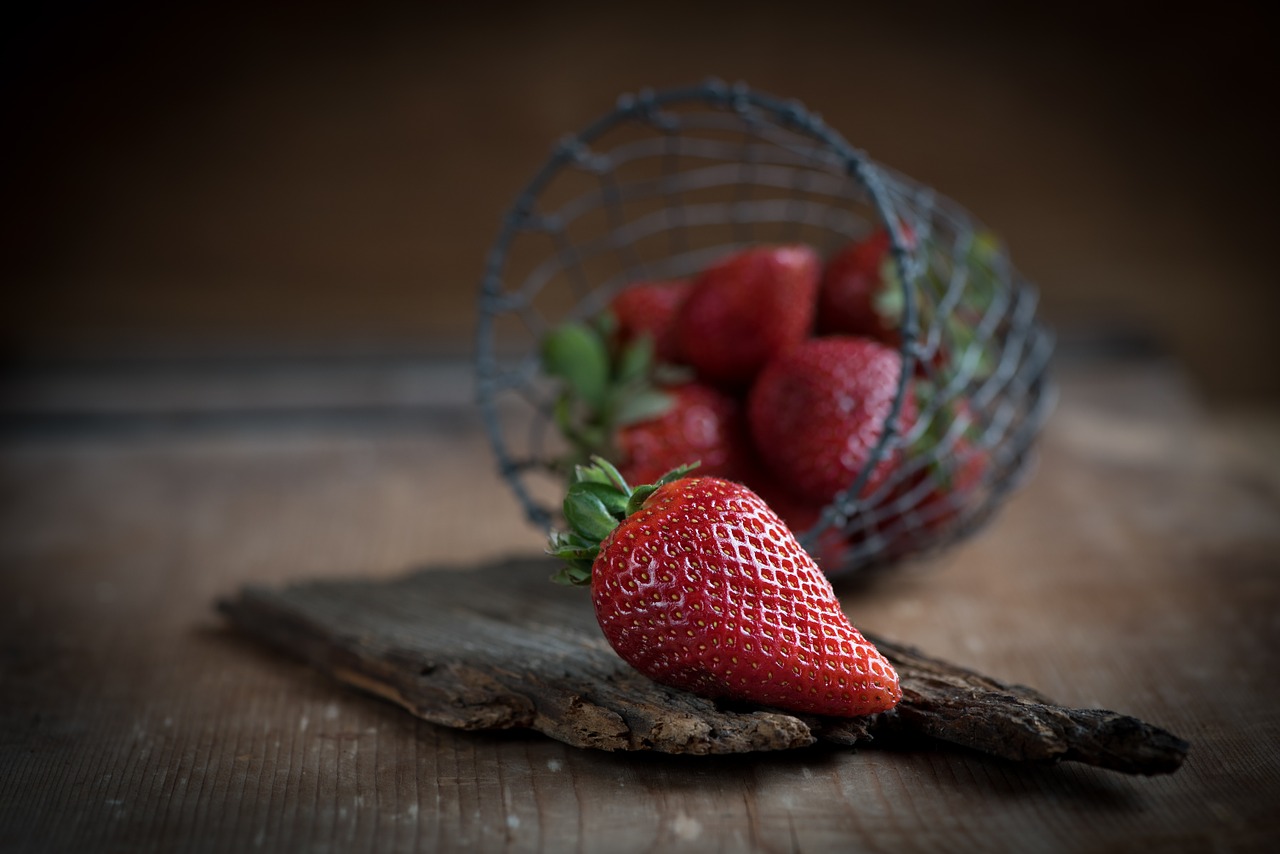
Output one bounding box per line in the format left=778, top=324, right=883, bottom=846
left=3, top=1, right=1277, bottom=400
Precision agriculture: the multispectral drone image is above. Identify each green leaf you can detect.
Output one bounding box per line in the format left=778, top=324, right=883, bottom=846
left=585, top=456, right=631, bottom=493
left=571, top=463, right=613, bottom=487
left=625, top=485, right=658, bottom=517
left=654, top=461, right=700, bottom=486
left=614, top=389, right=674, bottom=427
left=563, top=490, right=618, bottom=543
left=549, top=528, right=593, bottom=551
left=621, top=461, right=700, bottom=516
left=615, top=334, right=654, bottom=385
left=541, top=323, right=610, bottom=410
left=591, top=309, right=618, bottom=340
left=550, top=561, right=594, bottom=586
left=569, top=481, right=629, bottom=517
left=549, top=541, right=600, bottom=562
left=552, top=393, right=589, bottom=447
left=548, top=526, right=602, bottom=563
left=551, top=393, right=609, bottom=464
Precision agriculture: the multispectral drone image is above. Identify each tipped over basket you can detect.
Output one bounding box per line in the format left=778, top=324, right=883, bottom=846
left=475, top=80, right=1054, bottom=579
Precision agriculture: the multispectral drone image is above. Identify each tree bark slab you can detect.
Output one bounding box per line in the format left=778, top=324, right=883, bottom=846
left=218, top=557, right=1188, bottom=774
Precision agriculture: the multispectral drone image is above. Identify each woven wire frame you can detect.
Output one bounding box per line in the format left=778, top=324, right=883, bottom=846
left=475, top=80, right=1055, bottom=577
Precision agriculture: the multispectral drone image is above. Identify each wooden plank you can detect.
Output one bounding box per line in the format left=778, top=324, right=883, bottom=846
left=218, top=558, right=1188, bottom=774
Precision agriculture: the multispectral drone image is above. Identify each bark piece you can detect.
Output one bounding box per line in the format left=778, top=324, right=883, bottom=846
left=218, top=558, right=1188, bottom=773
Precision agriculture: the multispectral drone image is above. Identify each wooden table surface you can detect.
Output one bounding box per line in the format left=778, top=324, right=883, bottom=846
left=2, top=355, right=1278, bottom=852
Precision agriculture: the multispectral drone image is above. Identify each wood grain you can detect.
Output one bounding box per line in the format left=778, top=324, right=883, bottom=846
left=2, top=360, right=1278, bottom=852
left=217, top=559, right=1188, bottom=774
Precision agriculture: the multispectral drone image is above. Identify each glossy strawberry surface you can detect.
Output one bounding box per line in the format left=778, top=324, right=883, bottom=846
left=748, top=336, right=916, bottom=504
left=590, top=476, right=901, bottom=717
left=747, top=472, right=855, bottom=573
left=676, top=245, right=820, bottom=386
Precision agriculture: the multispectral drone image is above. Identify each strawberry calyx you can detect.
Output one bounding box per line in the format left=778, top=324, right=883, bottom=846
left=547, top=456, right=698, bottom=586
left=540, top=316, right=689, bottom=468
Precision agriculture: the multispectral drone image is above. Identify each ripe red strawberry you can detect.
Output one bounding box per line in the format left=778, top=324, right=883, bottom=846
left=748, top=336, right=917, bottom=504
left=615, top=382, right=751, bottom=486
left=676, top=245, right=820, bottom=386
left=610, top=279, right=691, bottom=365
left=549, top=460, right=902, bottom=717
left=816, top=228, right=903, bottom=343
left=748, top=477, right=855, bottom=573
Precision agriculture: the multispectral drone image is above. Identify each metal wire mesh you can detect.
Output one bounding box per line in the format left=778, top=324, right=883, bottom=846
left=475, top=80, right=1055, bottom=577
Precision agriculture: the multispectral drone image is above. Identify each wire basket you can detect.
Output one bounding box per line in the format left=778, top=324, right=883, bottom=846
left=475, top=80, right=1055, bottom=578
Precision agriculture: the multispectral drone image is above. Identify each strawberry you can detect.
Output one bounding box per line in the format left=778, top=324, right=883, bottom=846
left=548, top=459, right=902, bottom=718
left=816, top=228, right=903, bottom=343
left=749, top=475, right=856, bottom=572
left=748, top=336, right=917, bottom=505
left=610, top=279, right=691, bottom=365
left=676, top=245, right=820, bottom=386
left=616, top=382, right=752, bottom=487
